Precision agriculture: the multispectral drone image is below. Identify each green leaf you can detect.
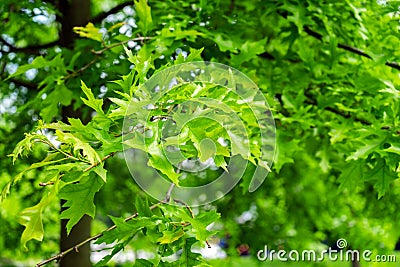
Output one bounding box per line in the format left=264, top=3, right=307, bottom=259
left=19, top=182, right=58, bottom=250
left=9, top=133, right=48, bottom=163
left=56, top=130, right=101, bottom=165
left=96, top=216, right=153, bottom=245
left=135, top=259, right=154, bottom=267
left=60, top=174, right=104, bottom=234
left=273, top=133, right=297, bottom=172
left=73, top=22, right=102, bottom=42
left=213, top=34, right=238, bottom=52
left=364, top=159, right=398, bottom=199
left=197, top=138, right=216, bottom=163
left=337, top=160, right=363, bottom=192
left=385, top=144, right=400, bottom=155
left=80, top=80, right=104, bottom=115
left=94, top=241, right=130, bottom=267
left=135, top=196, right=152, bottom=217
left=40, top=85, right=73, bottom=121
left=147, top=140, right=181, bottom=185
left=180, top=237, right=202, bottom=266
left=93, top=164, right=107, bottom=182
left=7, top=54, right=65, bottom=80
left=214, top=155, right=228, bottom=172
left=157, top=228, right=184, bottom=244
left=346, top=140, right=382, bottom=161
left=231, top=38, right=267, bottom=65
left=177, top=209, right=220, bottom=243
left=124, top=46, right=155, bottom=81
left=148, top=152, right=181, bottom=185
left=135, top=0, right=153, bottom=35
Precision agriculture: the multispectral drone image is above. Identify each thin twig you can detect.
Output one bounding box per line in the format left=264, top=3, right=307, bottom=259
left=62, top=56, right=99, bottom=80
left=173, top=198, right=195, bottom=219
left=165, top=183, right=175, bottom=202
left=91, top=37, right=153, bottom=55
left=83, top=151, right=117, bottom=172
left=39, top=181, right=55, bottom=187
left=37, top=139, right=84, bottom=162
left=38, top=151, right=118, bottom=186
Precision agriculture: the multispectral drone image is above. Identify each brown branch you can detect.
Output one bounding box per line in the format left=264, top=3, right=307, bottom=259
left=62, top=56, right=99, bottom=80
left=8, top=78, right=38, bottom=90
left=303, top=26, right=400, bottom=71
left=304, top=90, right=372, bottom=125
left=91, top=1, right=135, bottom=24
left=83, top=151, right=117, bottom=172
left=0, top=37, right=59, bottom=54
left=337, top=43, right=372, bottom=59
left=385, top=61, right=400, bottom=70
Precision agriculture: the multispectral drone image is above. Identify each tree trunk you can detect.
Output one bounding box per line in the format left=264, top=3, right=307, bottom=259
left=57, top=1, right=91, bottom=266
left=57, top=0, right=91, bottom=47
left=60, top=212, right=92, bottom=266
left=351, top=256, right=361, bottom=267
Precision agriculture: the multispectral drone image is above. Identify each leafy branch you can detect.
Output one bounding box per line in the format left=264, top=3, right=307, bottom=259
left=35, top=183, right=200, bottom=267
left=35, top=201, right=163, bottom=267
left=62, top=36, right=153, bottom=80
left=38, top=151, right=118, bottom=186
left=37, top=138, right=84, bottom=163
left=303, top=26, right=400, bottom=71
left=62, top=56, right=99, bottom=81
left=303, top=88, right=372, bottom=126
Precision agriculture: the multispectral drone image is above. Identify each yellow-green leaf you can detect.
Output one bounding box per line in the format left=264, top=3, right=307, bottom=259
left=157, top=229, right=185, bottom=244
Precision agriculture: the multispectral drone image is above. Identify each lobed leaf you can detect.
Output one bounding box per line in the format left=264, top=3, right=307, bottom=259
left=60, top=174, right=104, bottom=234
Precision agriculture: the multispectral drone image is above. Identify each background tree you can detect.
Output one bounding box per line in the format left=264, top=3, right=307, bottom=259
left=1, top=0, right=399, bottom=266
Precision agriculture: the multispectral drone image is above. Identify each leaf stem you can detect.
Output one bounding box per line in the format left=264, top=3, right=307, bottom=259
left=37, top=139, right=83, bottom=162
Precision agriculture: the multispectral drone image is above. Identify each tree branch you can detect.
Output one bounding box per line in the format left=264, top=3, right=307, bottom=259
left=0, top=37, right=59, bottom=54
left=304, top=90, right=372, bottom=125
left=91, top=36, right=153, bottom=55
left=36, top=184, right=187, bottom=265
left=37, top=163, right=185, bottom=266
left=91, top=1, right=135, bottom=24
left=35, top=201, right=164, bottom=267
left=83, top=151, right=117, bottom=172
left=8, top=78, right=38, bottom=90
left=303, top=26, right=400, bottom=71
left=62, top=56, right=99, bottom=80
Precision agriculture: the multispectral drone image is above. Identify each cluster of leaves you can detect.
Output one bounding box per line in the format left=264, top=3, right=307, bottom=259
left=95, top=196, right=219, bottom=266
